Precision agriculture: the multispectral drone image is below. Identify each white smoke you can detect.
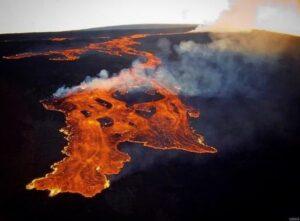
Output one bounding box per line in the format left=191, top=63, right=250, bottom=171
left=53, top=32, right=282, bottom=99
left=54, top=61, right=155, bottom=98
left=53, top=73, right=119, bottom=97
left=192, top=0, right=300, bottom=36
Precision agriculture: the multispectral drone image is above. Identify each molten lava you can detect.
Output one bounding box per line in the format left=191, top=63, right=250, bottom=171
left=10, top=33, right=216, bottom=197
left=49, top=37, right=69, bottom=42
left=3, top=34, right=155, bottom=61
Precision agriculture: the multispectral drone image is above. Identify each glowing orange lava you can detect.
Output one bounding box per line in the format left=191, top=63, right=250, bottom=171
left=11, top=33, right=216, bottom=197
left=3, top=34, right=155, bottom=61
left=49, top=37, right=69, bottom=42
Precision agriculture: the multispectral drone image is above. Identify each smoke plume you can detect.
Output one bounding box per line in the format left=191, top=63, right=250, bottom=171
left=192, top=0, right=300, bottom=36
left=54, top=31, right=293, bottom=100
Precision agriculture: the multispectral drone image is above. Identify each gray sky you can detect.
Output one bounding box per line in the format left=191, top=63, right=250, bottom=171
left=0, top=0, right=228, bottom=34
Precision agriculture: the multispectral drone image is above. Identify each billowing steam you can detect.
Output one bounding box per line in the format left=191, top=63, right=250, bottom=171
left=53, top=0, right=300, bottom=99
left=192, top=0, right=300, bottom=36
left=54, top=33, right=282, bottom=99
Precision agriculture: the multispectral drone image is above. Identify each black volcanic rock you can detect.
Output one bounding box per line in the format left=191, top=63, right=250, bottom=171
left=0, top=26, right=299, bottom=221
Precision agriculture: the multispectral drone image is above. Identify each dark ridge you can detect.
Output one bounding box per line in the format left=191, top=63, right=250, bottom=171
left=97, top=117, right=114, bottom=128
left=112, top=87, right=164, bottom=106
left=80, top=110, right=91, bottom=117
left=135, top=106, right=156, bottom=118
left=95, top=98, right=112, bottom=109
left=170, top=103, right=179, bottom=114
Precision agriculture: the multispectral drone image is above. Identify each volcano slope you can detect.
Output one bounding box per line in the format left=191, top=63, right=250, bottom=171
left=0, top=25, right=299, bottom=221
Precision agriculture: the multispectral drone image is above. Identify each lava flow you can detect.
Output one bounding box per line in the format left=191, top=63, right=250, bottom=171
left=3, top=34, right=155, bottom=61
left=49, top=37, right=70, bottom=42
left=16, top=33, right=216, bottom=197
